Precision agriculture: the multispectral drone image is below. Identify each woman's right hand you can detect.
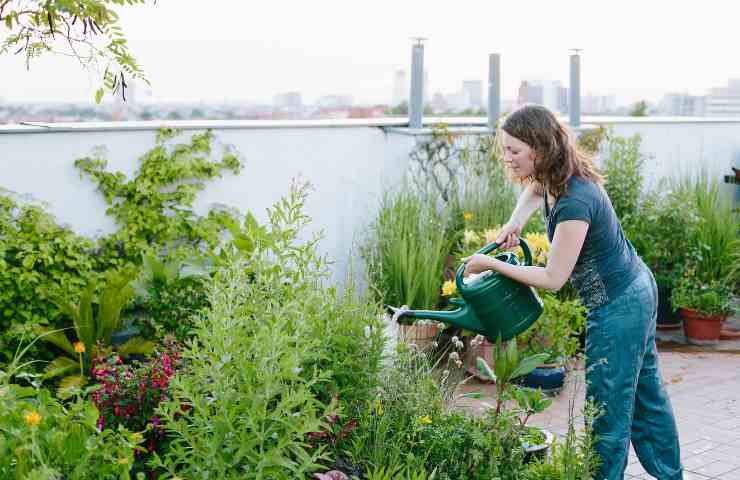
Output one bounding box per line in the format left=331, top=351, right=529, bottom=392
left=496, top=221, right=522, bottom=250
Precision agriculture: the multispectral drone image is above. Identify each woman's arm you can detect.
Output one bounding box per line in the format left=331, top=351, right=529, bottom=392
left=464, top=220, right=588, bottom=291
left=496, top=183, right=544, bottom=249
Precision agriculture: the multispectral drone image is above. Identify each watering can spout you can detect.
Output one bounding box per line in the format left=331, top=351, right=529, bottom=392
left=386, top=302, right=487, bottom=337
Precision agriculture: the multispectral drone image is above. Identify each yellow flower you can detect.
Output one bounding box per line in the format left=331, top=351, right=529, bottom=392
left=73, top=341, right=85, bottom=354
left=374, top=398, right=384, bottom=416
left=441, top=280, right=457, bottom=297
left=484, top=227, right=500, bottom=245
left=463, top=229, right=479, bottom=246
left=131, top=432, right=143, bottom=442
left=24, top=410, right=42, bottom=428
left=463, top=212, right=474, bottom=222
left=417, top=415, right=433, bottom=425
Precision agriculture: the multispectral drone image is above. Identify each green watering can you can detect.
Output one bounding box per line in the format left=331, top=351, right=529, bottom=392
left=387, top=238, right=544, bottom=342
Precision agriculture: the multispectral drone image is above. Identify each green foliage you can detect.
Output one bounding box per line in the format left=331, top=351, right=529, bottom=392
left=0, top=338, right=142, bottom=479
left=476, top=336, right=549, bottom=419
left=630, top=100, right=649, bottom=117
left=0, top=385, right=142, bottom=479
left=601, top=131, right=645, bottom=228
left=36, top=267, right=155, bottom=396
left=0, top=0, right=152, bottom=103
left=672, top=275, right=733, bottom=316
left=154, top=182, right=384, bottom=478
left=0, top=193, right=96, bottom=363
left=673, top=175, right=740, bottom=288
left=133, top=253, right=212, bottom=341
left=342, top=343, right=453, bottom=472
left=75, top=128, right=243, bottom=268
left=628, top=186, right=701, bottom=285
left=517, top=294, right=586, bottom=364
left=363, top=188, right=453, bottom=312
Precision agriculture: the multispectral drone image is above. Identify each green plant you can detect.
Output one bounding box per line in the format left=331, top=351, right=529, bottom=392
left=0, top=337, right=143, bottom=479
left=133, top=253, right=212, bottom=341
left=601, top=131, right=645, bottom=229
left=476, top=337, right=549, bottom=419
left=363, top=188, right=453, bottom=312
left=674, top=174, right=740, bottom=288
left=365, top=464, right=438, bottom=480
left=35, top=267, right=154, bottom=396
left=517, top=294, right=586, bottom=365
left=671, top=274, right=733, bottom=316
left=74, top=128, right=243, bottom=269
left=628, top=185, right=701, bottom=287
left=152, top=182, right=385, bottom=478
left=0, top=192, right=96, bottom=364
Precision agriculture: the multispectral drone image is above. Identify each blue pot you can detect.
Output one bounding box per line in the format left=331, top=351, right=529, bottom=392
left=110, top=326, right=141, bottom=346
left=520, top=364, right=566, bottom=392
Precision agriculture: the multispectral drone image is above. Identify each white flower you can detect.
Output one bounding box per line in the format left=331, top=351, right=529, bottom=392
left=432, top=341, right=439, bottom=348
left=449, top=352, right=460, bottom=362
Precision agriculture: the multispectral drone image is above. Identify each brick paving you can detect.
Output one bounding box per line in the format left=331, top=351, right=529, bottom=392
left=457, top=349, right=740, bottom=479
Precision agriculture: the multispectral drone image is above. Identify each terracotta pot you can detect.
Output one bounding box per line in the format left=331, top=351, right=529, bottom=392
left=398, top=322, right=439, bottom=348
left=678, top=307, right=724, bottom=346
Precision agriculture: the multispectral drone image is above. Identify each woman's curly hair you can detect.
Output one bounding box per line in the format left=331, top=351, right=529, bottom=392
left=497, top=104, right=603, bottom=198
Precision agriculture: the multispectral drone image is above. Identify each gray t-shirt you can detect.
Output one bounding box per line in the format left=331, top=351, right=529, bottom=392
left=544, top=176, right=641, bottom=309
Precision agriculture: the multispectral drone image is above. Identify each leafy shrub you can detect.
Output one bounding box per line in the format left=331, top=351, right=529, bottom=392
left=517, top=294, right=586, bottom=364
left=133, top=254, right=212, bottom=341
left=0, top=339, right=142, bottom=479
left=74, top=128, right=243, bottom=268
left=154, top=183, right=384, bottom=478
left=0, top=193, right=95, bottom=363
left=35, top=267, right=155, bottom=397
left=672, top=274, right=733, bottom=316
left=601, top=131, right=645, bottom=230
left=0, top=386, right=142, bottom=479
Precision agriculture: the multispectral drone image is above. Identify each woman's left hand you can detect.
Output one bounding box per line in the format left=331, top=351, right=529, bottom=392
left=463, top=253, right=495, bottom=277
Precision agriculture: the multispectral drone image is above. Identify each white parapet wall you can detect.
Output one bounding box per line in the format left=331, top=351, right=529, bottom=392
left=2, top=116, right=739, bottom=287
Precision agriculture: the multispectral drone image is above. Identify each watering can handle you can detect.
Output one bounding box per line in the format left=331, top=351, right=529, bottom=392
left=455, top=237, right=534, bottom=285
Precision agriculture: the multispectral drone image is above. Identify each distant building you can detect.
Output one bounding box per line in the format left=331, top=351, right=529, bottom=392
left=462, top=80, right=483, bottom=109
left=273, top=91, right=303, bottom=110
left=317, top=95, right=353, bottom=108
left=705, top=79, right=740, bottom=116
left=517, top=80, right=567, bottom=114
left=430, top=92, right=448, bottom=113
left=658, top=93, right=706, bottom=116
left=582, top=93, right=617, bottom=114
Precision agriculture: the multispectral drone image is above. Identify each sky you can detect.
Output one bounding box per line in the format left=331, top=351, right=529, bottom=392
left=1, top=0, right=739, bottom=106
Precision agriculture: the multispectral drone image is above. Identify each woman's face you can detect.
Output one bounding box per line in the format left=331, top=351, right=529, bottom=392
left=501, top=130, right=536, bottom=179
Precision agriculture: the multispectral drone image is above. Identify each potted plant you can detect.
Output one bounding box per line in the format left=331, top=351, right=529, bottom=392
left=672, top=274, right=733, bottom=346
left=476, top=337, right=555, bottom=463
left=516, top=294, right=586, bottom=393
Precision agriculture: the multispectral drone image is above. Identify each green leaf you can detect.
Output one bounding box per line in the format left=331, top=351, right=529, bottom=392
left=476, top=357, right=496, bottom=382
left=58, top=374, right=87, bottom=398
left=117, top=336, right=155, bottom=356
left=511, top=353, right=550, bottom=379
left=43, top=356, right=79, bottom=379
left=33, top=326, right=76, bottom=355
left=95, top=88, right=104, bottom=104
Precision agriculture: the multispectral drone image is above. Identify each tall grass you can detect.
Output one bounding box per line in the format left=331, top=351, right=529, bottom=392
left=363, top=188, right=453, bottom=310
left=673, top=173, right=740, bottom=288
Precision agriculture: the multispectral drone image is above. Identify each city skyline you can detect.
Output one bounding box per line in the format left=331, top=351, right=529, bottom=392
left=1, top=0, right=739, bottom=106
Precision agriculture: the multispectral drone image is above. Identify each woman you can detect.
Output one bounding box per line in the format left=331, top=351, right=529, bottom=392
left=463, top=105, right=682, bottom=480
